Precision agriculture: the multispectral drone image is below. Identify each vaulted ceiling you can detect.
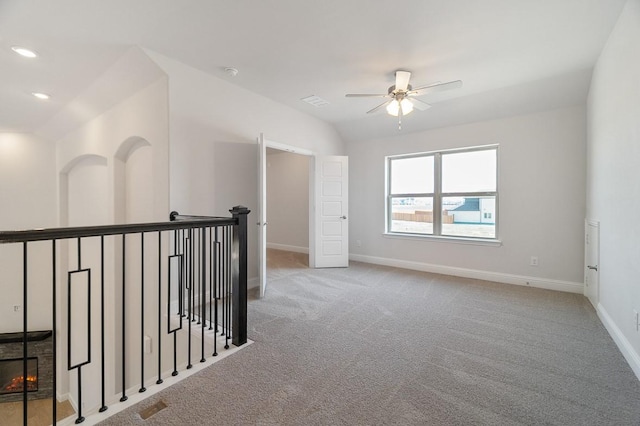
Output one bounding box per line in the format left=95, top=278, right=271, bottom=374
left=0, top=0, right=627, bottom=141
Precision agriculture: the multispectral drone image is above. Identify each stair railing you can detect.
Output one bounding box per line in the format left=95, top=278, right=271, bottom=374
left=0, top=206, right=250, bottom=425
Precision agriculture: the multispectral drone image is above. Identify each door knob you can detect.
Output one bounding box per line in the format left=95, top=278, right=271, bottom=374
left=587, top=265, right=598, bottom=271
left=340, top=216, right=347, bottom=219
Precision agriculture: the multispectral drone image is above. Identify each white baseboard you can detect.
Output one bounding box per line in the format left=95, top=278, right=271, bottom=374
left=248, top=277, right=259, bottom=289
left=57, top=338, right=253, bottom=425
left=266, top=242, right=309, bottom=254
left=349, top=253, right=584, bottom=294
left=597, top=304, right=640, bottom=381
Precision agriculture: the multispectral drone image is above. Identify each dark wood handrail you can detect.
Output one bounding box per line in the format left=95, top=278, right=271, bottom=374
left=0, top=216, right=235, bottom=243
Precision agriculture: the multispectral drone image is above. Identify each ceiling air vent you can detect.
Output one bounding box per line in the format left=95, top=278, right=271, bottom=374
left=301, top=95, right=330, bottom=107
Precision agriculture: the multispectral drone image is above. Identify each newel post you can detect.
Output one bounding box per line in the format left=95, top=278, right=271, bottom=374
left=230, top=205, right=250, bottom=346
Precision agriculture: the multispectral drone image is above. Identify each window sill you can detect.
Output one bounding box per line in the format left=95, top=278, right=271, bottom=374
left=383, top=232, right=503, bottom=247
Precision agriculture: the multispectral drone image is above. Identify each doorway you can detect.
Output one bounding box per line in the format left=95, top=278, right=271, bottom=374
left=266, top=148, right=311, bottom=275
left=258, top=135, right=349, bottom=297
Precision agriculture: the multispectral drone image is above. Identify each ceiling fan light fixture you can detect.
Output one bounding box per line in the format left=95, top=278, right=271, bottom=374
left=386, top=98, right=414, bottom=116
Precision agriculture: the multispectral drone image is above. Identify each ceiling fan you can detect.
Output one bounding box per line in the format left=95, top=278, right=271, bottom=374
left=345, top=70, right=462, bottom=129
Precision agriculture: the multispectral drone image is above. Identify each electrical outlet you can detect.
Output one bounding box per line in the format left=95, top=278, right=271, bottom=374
left=144, top=335, right=152, bottom=353
left=530, top=256, right=539, bottom=267
left=13, top=305, right=21, bottom=312
left=356, top=240, right=362, bottom=247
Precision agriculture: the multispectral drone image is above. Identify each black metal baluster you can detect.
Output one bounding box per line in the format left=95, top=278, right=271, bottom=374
left=225, top=226, right=233, bottom=349
left=208, top=227, right=213, bottom=331
left=120, top=235, right=128, bottom=402
left=139, top=232, right=146, bottom=393
left=169, top=230, right=179, bottom=377
left=219, top=228, right=225, bottom=339
left=201, top=227, right=206, bottom=363
left=223, top=226, right=231, bottom=349
left=221, top=228, right=226, bottom=340
left=99, top=236, right=107, bottom=412
left=52, top=240, right=58, bottom=424
left=66, top=237, right=90, bottom=424
left=196, top=229, right=201, bottom=326
left=157, top=231, right=163, bottom=385
left=22, top=242, right=28, bottom=426
left=189, top=228, right=199, bottom=322
left=187, top=229, right=193, bottom=369
left=213, top=228, right=219, bottom=357
left=76, top=238, right=84, bottom=424
left=181, top=230, right=187, bottom=318
left=76, top=369, right=83, bottom=423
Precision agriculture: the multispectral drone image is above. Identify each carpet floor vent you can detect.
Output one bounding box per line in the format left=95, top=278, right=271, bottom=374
left=139, top=400, right=168, bottom=420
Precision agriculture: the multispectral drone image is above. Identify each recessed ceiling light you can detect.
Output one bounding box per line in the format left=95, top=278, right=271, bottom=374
left=11, top=46, right=38, bottom=58
left=32, top=92, right=50, bottom=100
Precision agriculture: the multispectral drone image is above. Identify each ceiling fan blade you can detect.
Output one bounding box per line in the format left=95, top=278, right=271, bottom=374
left=366, top=99, right=393, bottom=114
left=345, top=93, right=389, bottom=98
left=395, top=70, right=411, bottom=92
left=410, top=98, right=432, bottom=111
left=410, top=80, right=463, bottom=96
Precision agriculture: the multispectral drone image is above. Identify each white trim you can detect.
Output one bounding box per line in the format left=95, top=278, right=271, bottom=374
left=383, top=232, right=503, bottom=247
left=597, top=303, right=640, bottom=381
left=248, top=276, right=259, bottom=289
left=57, top=339, right=253, bottom=425
left=265, top=140, right=314, bottom=157
left=267, top=242, right=309, bottom=254
left=349, top=253, right=583, bottom=294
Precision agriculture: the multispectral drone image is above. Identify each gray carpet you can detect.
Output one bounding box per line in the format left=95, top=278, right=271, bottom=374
left=101, top=249, right=640, bottom=425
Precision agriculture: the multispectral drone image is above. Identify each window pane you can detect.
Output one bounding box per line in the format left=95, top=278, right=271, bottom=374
left=442, top=149, right=496, bottom=193
left=390, top=197, right=433, bottom=234
left=443, top=196, right=496, bottom=238
left=390, top=156, right=434, bottom=194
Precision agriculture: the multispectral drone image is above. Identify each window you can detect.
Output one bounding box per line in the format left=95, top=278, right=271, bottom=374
left=386, top=145, right=498, bottom=239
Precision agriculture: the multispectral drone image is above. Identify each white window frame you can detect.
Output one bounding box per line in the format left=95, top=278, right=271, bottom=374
left=385, top=144, right=499, bottom=241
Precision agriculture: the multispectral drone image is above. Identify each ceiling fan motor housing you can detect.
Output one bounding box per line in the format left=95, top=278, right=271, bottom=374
left=388, top=84, right=412, bottom=95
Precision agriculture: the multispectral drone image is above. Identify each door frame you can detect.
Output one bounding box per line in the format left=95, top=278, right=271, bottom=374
left=258, top=134, right=315, bottom=297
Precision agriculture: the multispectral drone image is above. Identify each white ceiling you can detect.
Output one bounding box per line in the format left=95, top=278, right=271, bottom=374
left=0, top=0, right=627, bottom=141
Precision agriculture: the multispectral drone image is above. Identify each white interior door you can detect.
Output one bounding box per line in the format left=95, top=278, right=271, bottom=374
left=585, top=220, right=600, bottom=308
left=258, top=134, right=267, bottom=297
left=314, top=156, right=349, bottom=268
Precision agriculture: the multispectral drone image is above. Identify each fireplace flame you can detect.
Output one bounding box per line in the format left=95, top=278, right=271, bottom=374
left=5, top=374, right=38, bottom=392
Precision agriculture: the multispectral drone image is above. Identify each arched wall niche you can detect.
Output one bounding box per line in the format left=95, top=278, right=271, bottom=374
left=114, top=136, right=153, bottom=224
left=59, top=154, right=109, bottom=227
left=114, top=136, right=152, bottom=162
left=113, top=136, right=157, bottom=391
left=56, top=153, right=109, bottom=410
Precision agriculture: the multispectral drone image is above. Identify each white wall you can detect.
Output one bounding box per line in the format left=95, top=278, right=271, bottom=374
left=266, top=151, right=310, bottom=252
left=587, top=0, right=640, bottom=378
left=57, top=77, right=170, bottom=224
left=0, top=133, right=57, bottom=333
left=347, top=105, right=586, bottom=291
left=55, top=73, right=170, bottom=410
left=144, top=49, right=343, bottom=213
left=144, top=50, right=344, bottom=280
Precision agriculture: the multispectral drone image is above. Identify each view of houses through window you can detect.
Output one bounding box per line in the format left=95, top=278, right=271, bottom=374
left=387, top=145, right=498, bottom=239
